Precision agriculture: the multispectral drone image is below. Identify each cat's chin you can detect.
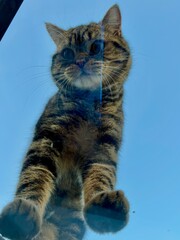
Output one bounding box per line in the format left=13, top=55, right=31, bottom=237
left=73, top=75, right=101, bottom=90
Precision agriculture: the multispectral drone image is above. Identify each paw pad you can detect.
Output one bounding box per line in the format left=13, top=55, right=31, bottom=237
left=0, top=198, right=42, bottom=240
left=84, top=190, right=129, bottom=233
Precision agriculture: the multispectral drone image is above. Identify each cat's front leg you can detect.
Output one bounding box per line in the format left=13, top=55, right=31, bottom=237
left=83, top=108, right=130, bottom=233
left=83, top=138, right=129, bottom=234
left=0, top=137, right=58, bottom=240
left=83, top=161, right=129, bottom=233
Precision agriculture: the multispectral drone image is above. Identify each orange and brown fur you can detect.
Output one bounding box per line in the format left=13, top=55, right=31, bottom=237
left=0, top=5, right=131, bottom=240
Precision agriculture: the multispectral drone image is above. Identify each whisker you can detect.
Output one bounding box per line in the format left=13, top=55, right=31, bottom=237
left=103, top=73, right=113, bottom=96
left=103, top=70, right=118, bottom=86
left=103, top=65, right=120, bottom=70
left=103, top=71, right=120, bottom=78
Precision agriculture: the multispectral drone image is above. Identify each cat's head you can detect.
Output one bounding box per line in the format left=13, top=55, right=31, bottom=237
left=46, top=4, right=131, bottom=91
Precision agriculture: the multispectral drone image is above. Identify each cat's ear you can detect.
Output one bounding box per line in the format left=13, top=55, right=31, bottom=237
left=45, top=23, right=66, bottom=46
left=102, top=4, right=121, bottom=35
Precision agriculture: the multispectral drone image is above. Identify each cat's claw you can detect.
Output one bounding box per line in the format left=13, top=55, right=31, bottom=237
left=84, top=190, right=129, bottom=233
left=0, top=198, right=42, bottom=240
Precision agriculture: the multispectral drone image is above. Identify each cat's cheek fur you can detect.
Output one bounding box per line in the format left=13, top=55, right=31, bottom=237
left=84, top=190, right=129, bottom=233
left=0, top=198, right=42, bottom=240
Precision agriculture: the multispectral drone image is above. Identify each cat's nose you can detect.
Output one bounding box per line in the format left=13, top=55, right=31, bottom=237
left=76, top=59, right=86, bottom=68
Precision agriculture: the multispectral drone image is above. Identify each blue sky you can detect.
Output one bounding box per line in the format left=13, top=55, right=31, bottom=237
left=0, top=0, right=180, bottom=239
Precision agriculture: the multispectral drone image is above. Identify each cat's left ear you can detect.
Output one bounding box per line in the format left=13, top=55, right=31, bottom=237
left=101, top=4, right=121, bottom=36
left=45, top=23, right=66, bottom=46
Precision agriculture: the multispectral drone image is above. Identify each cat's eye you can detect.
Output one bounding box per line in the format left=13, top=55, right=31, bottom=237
left=89, top=40, right=104, bottom=56
left=61, top=48, right=75, bottom=60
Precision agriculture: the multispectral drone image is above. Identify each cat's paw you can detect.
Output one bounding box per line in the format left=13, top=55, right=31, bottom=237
left=84, top=190, right=129, bottom=233
left=0, top=198, right=42, bottom=240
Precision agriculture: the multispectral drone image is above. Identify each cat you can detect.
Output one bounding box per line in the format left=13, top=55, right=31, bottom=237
left=0, top=4, right=131, bottom=240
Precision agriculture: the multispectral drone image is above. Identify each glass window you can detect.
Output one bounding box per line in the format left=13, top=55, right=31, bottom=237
left=0, top=1, right=180, bottom=240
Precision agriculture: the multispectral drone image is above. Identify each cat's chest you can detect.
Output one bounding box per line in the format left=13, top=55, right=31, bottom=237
left=68, top=104, right=100, bottom=143
left=60, top=94, right=102, bottom=125
left=61, top=101, right=101, bottom=156
left=72, top=120, right=98, bottom=151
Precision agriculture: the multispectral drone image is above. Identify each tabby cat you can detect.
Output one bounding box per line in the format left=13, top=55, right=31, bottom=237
left=0, top=4, right=131, bottom=240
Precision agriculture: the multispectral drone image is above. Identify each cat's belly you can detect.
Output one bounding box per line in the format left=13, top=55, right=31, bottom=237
left=57, top=120, right=98, bottom=168
left=68, top=121, right=98, bottom=156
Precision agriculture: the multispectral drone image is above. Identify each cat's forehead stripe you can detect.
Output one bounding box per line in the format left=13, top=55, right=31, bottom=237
left=69, top=28, right=89, bottom=46
left=68, top=25, right=100, bottom=46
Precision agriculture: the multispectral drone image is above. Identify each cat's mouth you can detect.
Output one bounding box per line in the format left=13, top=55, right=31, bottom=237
left=78, top=64, right=94, bottom=76
left=64, top=63, right=102, bottom=89
left=73, top=71, right=101, bottom=89
left=79, top=70, right=94, bottom=79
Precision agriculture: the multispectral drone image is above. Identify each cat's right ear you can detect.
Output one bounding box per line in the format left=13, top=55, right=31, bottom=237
left=45, top=23, right=66, bottom=46
left=101, top=4, right=121, bottom=36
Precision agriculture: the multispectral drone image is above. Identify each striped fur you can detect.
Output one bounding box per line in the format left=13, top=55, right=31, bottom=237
left=0, top=4, right=131, bottom=240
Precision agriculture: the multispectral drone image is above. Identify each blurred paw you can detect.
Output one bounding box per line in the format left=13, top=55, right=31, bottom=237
left=0, top=198, right=42, bottom=240
left=84, top=190, right=129, bottom=233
